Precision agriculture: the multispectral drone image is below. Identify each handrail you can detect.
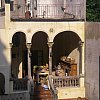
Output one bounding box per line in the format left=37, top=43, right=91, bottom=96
left=48, top=75, right=58, bottom=100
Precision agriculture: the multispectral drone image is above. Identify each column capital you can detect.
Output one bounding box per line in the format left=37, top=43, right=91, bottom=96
left=26, top=43, right=32, bottom=49
left=9, top=43, right=13, bottom=48
left=79, top=41, right=84, bottom=47
left=47, top=42, right=54, bottom=48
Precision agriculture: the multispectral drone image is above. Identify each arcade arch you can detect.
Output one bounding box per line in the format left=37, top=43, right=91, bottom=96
left=11, top=32, right=27, bottom=78
left=52, top=31, right=82, bottom=75
left=10, top=30, right=83, bottom=78
left=31, top=31, right=49, bottom=76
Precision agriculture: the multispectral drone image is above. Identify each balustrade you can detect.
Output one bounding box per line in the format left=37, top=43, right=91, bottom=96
left=11, top=4, right=84, bottom=20
left=13, top=79, right=28, bottom=91
left=53, top=76, right=80, bottom=88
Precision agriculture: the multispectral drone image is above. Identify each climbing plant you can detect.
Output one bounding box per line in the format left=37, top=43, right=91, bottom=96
left=86, top=0, right=100, bottom=21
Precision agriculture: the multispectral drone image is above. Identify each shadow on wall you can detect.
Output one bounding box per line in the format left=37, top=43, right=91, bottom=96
left=0, top=73, right=5, bottom=95
left=0, top=39, right=9, bottom=94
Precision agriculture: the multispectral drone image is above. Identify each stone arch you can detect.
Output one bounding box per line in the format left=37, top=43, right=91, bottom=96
left=0, top=73, right=5, bottom=95
left=10, top=30, right=27, bottom=43
left=31, top=31, right=49, bottom=75
left=11, top=32, right=27, bottom=78
left=52, top=31, right=81, bottom=67
left=53, top=30, right=83, bottom=42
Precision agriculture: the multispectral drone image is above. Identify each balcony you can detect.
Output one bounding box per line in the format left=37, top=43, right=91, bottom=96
left=13, top=79, right=28, bottom=91
left=10, top=78, right=29, bottom=93
left=10, top=4, right=85, bottom=21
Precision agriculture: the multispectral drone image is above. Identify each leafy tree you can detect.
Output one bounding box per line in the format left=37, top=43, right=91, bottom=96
left=86, top=0, right=100, bottom=21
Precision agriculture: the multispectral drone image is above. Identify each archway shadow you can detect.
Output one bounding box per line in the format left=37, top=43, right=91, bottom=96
left=0, top=39, right=9, bottom=94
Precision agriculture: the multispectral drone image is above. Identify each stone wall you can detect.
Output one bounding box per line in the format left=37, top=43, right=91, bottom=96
left=85, top=22, right=100, bottom=100
left=0, top=92, right=30, bottom=100
left=0, top=28, right=11, bottom=94
left=0, top=16, right=5, bottom=29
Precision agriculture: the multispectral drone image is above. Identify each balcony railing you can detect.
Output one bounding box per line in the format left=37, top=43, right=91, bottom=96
left=11, top=4, right=85, bottom=20
left=13, top=78, right=28, bottom=91
left=48, top=75, right=58, bottom=100
left=52, top=76, right=80, bottom=88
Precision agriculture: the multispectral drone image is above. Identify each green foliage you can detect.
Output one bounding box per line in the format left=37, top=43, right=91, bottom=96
left=86, top=0, right=100, bottom=22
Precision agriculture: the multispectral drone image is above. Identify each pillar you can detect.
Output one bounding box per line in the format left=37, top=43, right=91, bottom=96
left=79, top=41, right=84, bottom=75
left=26, top=43, right=32, bottom=79
left=9, top=43, right=13, bottom=78
left=79, top=41, right=84, bottom=87
left=47, top=42, right=54, bottom=75
left=5, top=3, right=10, bottom=28
left=9, top=43, right=13, bottom=93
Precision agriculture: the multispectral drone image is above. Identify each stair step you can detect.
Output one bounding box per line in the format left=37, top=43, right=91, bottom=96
left=59, top=98, right=88, bottom=100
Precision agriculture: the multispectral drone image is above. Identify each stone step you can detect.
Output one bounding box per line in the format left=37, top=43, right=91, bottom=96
left=59, top=97, right=88, bottom=100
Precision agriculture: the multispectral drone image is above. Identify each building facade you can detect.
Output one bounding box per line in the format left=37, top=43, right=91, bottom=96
left=0, top=0, right=99, bottom=100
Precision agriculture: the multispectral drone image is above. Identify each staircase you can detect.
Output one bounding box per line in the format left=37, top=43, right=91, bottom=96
left=33, top=84, right=53, bottom=100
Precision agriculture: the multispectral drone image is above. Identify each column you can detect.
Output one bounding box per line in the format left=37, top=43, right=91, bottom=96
left=9, top=43, right=13, bottom=78
left=26, top=43, right=32, bottom=79
left=9, top=43, right=13, bottom=93
left=47, top=42, right=54, bottom=75
left=78, top=41, right=84, bottom=87
left=78, top=41, right=84, bottom=75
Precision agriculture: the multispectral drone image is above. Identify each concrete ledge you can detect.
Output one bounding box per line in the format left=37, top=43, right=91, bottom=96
left=57, top=87, right=85, bottom=99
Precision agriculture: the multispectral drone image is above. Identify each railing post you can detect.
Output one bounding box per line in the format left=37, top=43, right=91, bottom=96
left=48, top=75, right=58, bottom=100
left=80, top=74, right=84, bottom=87
left=9, top=80, right=13, bottom=93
